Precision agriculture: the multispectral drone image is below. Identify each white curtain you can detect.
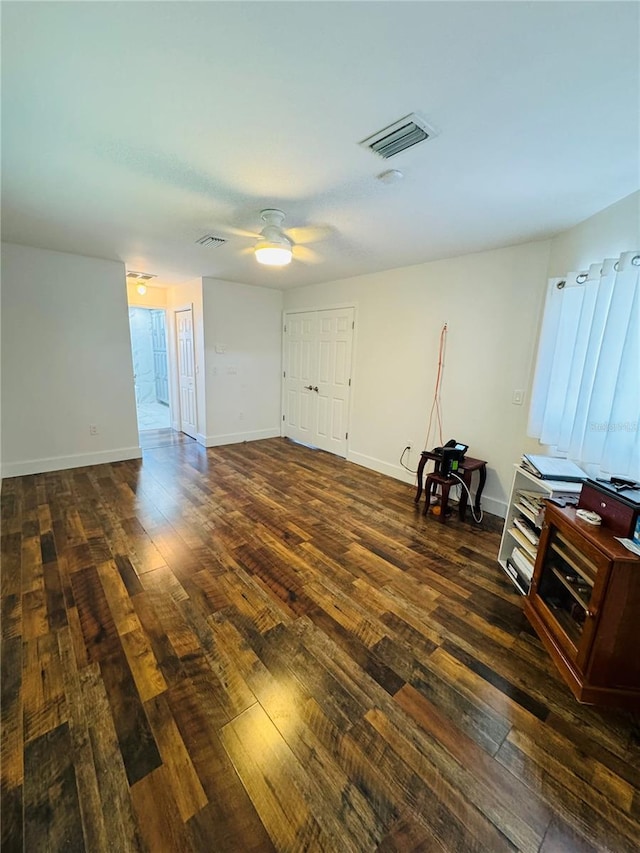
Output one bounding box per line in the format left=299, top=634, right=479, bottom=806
left=528, top=250, right=640, bottom=481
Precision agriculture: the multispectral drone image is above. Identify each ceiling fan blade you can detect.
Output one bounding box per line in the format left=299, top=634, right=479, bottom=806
left=286, top=225, right=332, bottom=245
left=239, top=246, right=255, bottom=256
left=221, top=225, right=262, bottom=240
left=292, top=245, right=322, bottom=264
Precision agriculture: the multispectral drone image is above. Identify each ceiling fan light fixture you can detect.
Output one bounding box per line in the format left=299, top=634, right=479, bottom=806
left=255, top=241, right=292, bottom=266
left=254, top=209, right=292, bottom=266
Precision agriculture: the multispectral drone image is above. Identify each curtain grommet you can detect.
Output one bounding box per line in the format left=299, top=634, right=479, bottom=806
left=557, top=280, right=566, bottom=289
left=576, top=273, right=588, bottom=284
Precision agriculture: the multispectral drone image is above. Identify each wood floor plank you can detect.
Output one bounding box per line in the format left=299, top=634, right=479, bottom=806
left=120, top=627, right=168, bottom=702
left=23, top=723, right=85, bottom=853
left=79, top=662, right=144, bottom=852
left=99, top=647, right=162, bottom=787
left=1, top=635, right=23, bottom=853
left=144, top=692, right=208, bottom=821
left=22, top=632, right=67, bottom=743
left=391, top=685, right=550, bottom=851
left=96, top=558, right=142, bottom=636
left=130, top=765, right=194, bottom=853
left=210, top=614, right=390, bottom=850
left=70, top=565, right=121, bottom=664
left=220, top=702, right=329, bottom=851
left=4, top=437, right=640, bottom=851
left=56, top=627, right=110, bottom=853
left=496, top=726, right=640, bottom=853
left=166, top=677, right=274, bottom=852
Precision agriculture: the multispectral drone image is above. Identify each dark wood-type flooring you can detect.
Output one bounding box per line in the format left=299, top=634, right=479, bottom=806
left=2, top=437, right=639, bottom=852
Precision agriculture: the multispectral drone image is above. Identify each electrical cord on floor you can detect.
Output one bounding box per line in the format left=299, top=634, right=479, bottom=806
left=451, top=471, right=483, bottom=523
left=400, top=446, right=418, bottom=474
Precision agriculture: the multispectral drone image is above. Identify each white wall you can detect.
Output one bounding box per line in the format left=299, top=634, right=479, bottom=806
left=202, top=278, right=283, bottom=446
left=1, top=243, right=140, bottom=477
left=284, top=240, right=552, bottom=516
left=547, top=190, right=639, bottom=276
left=126, top=281, right=167, bottom=308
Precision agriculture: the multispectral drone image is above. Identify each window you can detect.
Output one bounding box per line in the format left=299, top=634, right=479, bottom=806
left=528, top=251, right=640, bottom=481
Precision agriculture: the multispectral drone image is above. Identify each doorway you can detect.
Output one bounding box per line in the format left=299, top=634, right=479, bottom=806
left=128, top=307, right=171, bottom=432
left=282, top=307, right=354, bottom=457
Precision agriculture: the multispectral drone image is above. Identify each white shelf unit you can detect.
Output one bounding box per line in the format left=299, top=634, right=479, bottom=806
left=498, top=464, right=583, bottom=595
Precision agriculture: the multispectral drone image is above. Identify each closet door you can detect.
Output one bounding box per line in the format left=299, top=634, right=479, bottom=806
left=283, top=311, right=317, bottom=448
left=283, top=308, right=354, bottom=458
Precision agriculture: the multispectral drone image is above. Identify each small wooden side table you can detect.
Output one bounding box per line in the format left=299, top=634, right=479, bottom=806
left=415, top=451, right=487, bottom=522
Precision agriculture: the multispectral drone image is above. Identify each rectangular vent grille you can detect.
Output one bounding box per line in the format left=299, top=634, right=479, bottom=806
left=359, top=113, right=438, bottom=159
left=196, top=235, right=227, bottom=247
left=126, top=271, right=157, bottom=281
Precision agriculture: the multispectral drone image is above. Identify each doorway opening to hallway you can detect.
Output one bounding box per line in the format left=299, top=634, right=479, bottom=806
left=128, top=307, right=171, bottom=433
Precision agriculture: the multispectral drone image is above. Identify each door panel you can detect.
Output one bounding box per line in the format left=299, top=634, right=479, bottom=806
left=283, top=308, right=354, bottom=457
left=331, top=398, right=345, bottom=440
left=176, top=308, right=197, bottom=438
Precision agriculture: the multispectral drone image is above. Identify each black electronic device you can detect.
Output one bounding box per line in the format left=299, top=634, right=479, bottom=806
left=432, top=438, right=468, bottom=459
left=441, top=446, right=466, bottom=477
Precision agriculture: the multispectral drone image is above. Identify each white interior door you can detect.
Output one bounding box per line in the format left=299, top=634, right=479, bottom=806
left=283, top=308, right=354, bottom=457
left=314, top=308, right=354, bottom=455
left=175, top=308, right=197, bottom=438
left=283, top=312, right=317, bottom=447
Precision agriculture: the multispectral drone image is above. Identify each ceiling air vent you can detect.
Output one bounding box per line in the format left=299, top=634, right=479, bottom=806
left=126, top=270, right=157, bottom=281
left=359, top=113, right=439, bottom=159
left=195, top=235, right=227, bottom=247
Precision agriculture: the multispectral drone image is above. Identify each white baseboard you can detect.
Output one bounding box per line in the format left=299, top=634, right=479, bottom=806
left=1, top=446, right=143, bottom=479
left=347, top=450, right=507, bottom=518
left=203, top=427, right=281, bottom=448
left=347, top=450, right=417, bottom=485
left=196, top=433, right=207, bottom=447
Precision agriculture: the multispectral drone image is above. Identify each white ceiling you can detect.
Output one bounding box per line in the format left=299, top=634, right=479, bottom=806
left=2, top=2, right=639, bottom=290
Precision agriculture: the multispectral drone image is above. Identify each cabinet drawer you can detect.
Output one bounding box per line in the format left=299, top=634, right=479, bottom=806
left=578, top=482, right=639, bottom=537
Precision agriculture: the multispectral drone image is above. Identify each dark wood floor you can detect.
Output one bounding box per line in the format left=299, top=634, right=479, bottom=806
left=1, top=438, right=639, bottom=852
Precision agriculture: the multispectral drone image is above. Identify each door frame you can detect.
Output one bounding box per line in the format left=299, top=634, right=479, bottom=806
left=127, top=303, right=174, bottom=432
left=281, top=303, right=357, bottom=456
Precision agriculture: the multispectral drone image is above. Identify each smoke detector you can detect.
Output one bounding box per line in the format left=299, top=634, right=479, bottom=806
left=359, top=113, right=439, bottom=159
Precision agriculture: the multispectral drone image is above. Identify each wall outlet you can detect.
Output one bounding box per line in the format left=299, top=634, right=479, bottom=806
left=89, top=424, right=98, bottom=436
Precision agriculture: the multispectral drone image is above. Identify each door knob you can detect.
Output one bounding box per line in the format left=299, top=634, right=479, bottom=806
left=313, top=386, right=319, bottom=393
left=304, top=385, right=313, bottom=391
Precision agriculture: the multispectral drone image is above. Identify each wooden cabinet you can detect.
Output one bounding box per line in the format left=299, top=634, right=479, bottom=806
left=524, top=503, right=640, bottom=709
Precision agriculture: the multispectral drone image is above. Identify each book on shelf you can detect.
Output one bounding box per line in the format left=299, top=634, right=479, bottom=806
left=513, top=516, right=539, bottom=546
left=521, top=454, right=586, bottom=482
left=517, top=491, right=546, bottom=524
left=505, top=559, right=528, bottom=592
left=515, top=502, right=539, bottom=526
left=509, top=527, right=537, bottom=560
left=510, top=546, right=535, bottom=581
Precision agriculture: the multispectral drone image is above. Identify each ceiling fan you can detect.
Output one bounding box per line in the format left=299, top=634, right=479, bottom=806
left=224, top=209, right=329, bottom=267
